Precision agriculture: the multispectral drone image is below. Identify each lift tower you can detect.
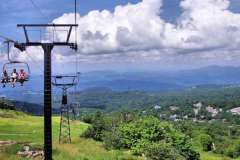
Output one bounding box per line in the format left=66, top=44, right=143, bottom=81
left=14, top=24, right=78, bottom=160
left=52, top=75, right=78, bottom=143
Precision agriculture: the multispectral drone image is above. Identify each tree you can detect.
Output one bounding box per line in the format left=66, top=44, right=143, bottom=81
left=200, top=134, right=213, bottom=151
left=82, top=111, right=107, bottom=141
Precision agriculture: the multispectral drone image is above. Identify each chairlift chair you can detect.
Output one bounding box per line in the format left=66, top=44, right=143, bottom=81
left=2, top=61, right=31, bottom=82
left=1, top=40, right=31, bottom=86
left=52, top=75, right=78, bottom=88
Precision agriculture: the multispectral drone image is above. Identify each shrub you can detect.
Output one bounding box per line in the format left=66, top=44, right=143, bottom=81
left=200, top=134, right=213, bottom=151
left=171, top=132, right=200, bottom=160
left=144, top=141, right=184, bottom=160
left=103, top=129, right=123, bottom=150
left=82, top=111, right=107, bottom=141
left=226, top=144, right=240, bottom=158
left=81, top=114, right=94, bottom=124
left=103, top=116, right=200, bottom=160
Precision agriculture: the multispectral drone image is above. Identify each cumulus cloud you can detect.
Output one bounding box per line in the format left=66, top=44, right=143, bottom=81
left=50, top=0, right=240, bottom=65
left=5, top=0, right=240, bottom=71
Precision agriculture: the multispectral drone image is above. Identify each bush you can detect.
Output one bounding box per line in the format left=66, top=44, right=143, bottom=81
left=103, top=129, right=123, bottom=150
left=81, top=114, right=94, bottom=124
left=200, top=134, right=213, bottom=151
left=82, top=111, right=107, bottom=141
left=226, top=144, right=240, bottom=158
left=171, top=132, right=200, bottom=160
left=145, top=141, right=184, bottom=160
left=103, top=116, right=200, bottom=160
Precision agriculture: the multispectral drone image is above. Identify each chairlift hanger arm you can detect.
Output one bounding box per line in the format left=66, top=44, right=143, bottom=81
left=14, top=42, right=77, bottom=51
left=53, top=75, right=77, bottom=78
left=17, top=24, right=78, bottom=27
left=16, top=24, right=78, bottom=49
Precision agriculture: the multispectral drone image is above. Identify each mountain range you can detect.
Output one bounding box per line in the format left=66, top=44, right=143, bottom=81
left=1, top=65, right=240, bottom=104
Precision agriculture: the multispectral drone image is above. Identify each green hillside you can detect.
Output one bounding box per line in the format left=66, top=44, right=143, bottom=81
left=0, top=109, right=141, bottom=160
left=1, top=109, right=240, bottom=160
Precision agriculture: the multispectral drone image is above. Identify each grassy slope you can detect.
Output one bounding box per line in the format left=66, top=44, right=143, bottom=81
left=1, top=109, right=239, bottom=160
left=0, top=110, right=140, bottom=160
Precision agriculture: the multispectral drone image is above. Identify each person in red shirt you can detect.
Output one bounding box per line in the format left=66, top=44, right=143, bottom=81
left=19, top=69, right=26, bottom=86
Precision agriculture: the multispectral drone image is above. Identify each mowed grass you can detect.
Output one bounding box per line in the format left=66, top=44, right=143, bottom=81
left=0, top=110, right=141, bottom=160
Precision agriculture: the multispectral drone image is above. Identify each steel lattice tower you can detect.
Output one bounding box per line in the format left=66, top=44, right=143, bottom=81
left=59, top=89, right=71, bottom=143
left=52, top=75, right=78, bottom=144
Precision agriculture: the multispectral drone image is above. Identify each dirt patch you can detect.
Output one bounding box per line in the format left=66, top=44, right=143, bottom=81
left=0, top=141, right=16, bottom=147
left=17, top=145, right=44, bottom=159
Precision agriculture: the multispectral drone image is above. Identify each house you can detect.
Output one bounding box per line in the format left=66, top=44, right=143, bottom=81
left=206, top=106, right=219, bottom=117
left=170, top=106, right=178, bottom=111
left=154, top=105, right=161, bottom=110
left=230, top=107, right=240, bottom=115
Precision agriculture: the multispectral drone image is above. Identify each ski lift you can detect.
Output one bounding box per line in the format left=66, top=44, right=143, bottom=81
left=52, top=75, right=78, bottom=87
left=1, top=40, right=31, bottom=87
left=3, top=61, right=31, bottom=80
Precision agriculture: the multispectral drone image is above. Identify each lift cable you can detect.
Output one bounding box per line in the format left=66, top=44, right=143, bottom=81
left=28, top=0, right=47, bottom=19
left=74, top=0, right=80, bottom=98
left=0, top=35, right=15, bottom=42
left=28, top=0, right=58, bottom=42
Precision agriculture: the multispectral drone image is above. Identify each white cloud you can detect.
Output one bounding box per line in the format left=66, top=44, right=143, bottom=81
left=9, top=0, right=240, bottom=71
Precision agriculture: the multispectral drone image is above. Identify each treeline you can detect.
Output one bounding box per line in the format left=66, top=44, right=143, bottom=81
left=0, top=100, right=15, bottom=110
left=74, top=86, right=240, bottom=111
left=72, top=86, right=240, bottom=125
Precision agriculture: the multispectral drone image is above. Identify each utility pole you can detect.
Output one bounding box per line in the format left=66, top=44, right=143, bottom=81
left=14, top=24, right=78, bottom=160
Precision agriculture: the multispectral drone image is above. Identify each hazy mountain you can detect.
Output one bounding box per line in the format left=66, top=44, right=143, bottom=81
left=1, top=66, right=240, bottom=104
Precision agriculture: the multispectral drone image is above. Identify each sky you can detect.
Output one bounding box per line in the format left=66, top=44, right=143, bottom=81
left=0, top=0, right=240, bottom=74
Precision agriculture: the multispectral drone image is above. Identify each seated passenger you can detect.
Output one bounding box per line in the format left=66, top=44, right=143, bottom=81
left=18, top=69, right=26, bottom=86
left=11, top=69, right=18, bottom=88
left=1, top=70, right=8, bottom=88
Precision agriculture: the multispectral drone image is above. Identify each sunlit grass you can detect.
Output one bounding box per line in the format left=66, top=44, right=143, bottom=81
left=0, top=110, right=141, bottom=160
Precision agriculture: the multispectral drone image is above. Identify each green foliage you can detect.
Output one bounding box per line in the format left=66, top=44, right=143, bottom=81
left=81, top=113, right=94, bottom=124
left=82, top=111, right=107, bottom=141
left=200, top=134, right=213, bottom=151
left=103, top=129, right=123, bottom=150
left=104, top=116, right=199, bottom=160
left=0, top=101, right=15, bottom=111
left=144, top=141, right=184, bottom=160
left=225, top=144, right=240, bottom=158
left=173, top=121, right=194, bottom=138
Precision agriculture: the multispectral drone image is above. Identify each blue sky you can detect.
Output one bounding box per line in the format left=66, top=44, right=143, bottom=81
left=0, top=0, right=239, bottom=42
left=1, top=0, right=240, bottom=73
left=4, top=0, right=239, bottom=40
left=1, top=0, right=140, bottom=39
left=0, top=0, right=239, bottom=40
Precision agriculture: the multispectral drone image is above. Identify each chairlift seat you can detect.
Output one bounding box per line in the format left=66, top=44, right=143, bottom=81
left=2, top=61, right=31, bottom=85
left=52, top=75, right=78, bottom=88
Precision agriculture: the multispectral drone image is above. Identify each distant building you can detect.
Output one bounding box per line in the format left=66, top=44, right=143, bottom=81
left=230, top=107, right=240, bottom=115
left=154, top=105, right=161, bottom=110
left=169, top=114, right=177, bottom=120
left=206, top=106, right=219, bottom=117
left=193, top=102, right=203, bottom=115
left=183, top=115, right=188, bottom=119
left=170, top=106, right=178, bottom=111
left=193, top=102, right=203, bottom=108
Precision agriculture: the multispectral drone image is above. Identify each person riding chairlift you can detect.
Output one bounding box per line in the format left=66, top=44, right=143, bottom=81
left=1, top=70, right=8, bottom=88
left=18, top=69, right=26, bottom=86
left=11, top=69, right=18, bottom=88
